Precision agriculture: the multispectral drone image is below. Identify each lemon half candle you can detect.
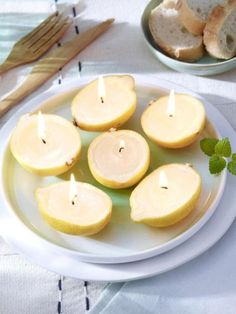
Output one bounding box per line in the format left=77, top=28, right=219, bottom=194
left=88, top=130, right=150, bottom=189
left=141, top=92, right=206, bottom=148
left=36, top=176, right=112, bottom=236
left=71, top=75, right=137, bottom=131
left=130, top=164, right=201, bottom=227
left=10, top=113, right=81, bottom=176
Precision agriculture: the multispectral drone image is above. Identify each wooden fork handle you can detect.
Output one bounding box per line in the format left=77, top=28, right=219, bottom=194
left=0, top=73, right=49, bottom=117
left=0, top=19, right=114, bottom=118
left=0, top=61, right=16, bottom=75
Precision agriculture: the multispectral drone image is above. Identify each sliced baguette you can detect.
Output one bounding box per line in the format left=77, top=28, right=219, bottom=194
left=149, top=0, right=204, bottom=62
left=204, top=0, right=236, bottom=59
left=176, top=0, right=227, bottom=35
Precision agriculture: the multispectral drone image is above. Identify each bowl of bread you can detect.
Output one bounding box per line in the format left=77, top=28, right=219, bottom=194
left=141, top=0, right=236, bottom=75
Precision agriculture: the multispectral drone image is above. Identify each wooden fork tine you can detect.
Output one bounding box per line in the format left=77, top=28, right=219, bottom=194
left=0, top=12, right=72, bottom=75
left=33, top=21, right=72, bottom=56
left=22, top=13, right=63, bottom=46
left=20, top=12, right=60, bottom=45
left=29, top=16, right=71, bottom=51
left=26, top=13, right=65, bottom=48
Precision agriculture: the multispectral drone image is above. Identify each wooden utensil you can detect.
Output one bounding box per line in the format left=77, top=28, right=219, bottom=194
left=0, top=12, right=72, bottom=75
left=0, top=19, right=114, bottom=118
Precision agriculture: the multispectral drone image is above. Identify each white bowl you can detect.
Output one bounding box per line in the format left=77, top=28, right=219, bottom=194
left=141, top=0, right=236, bottom=76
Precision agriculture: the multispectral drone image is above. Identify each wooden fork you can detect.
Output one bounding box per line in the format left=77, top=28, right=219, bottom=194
left=0, top=19, right=114, bottom=118
left=0, top=12, right=72, bottom=75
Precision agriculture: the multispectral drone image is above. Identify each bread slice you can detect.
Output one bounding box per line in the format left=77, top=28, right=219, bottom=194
left=204, top=0, right=236, bottom=59
left=149, top=0, right=204, bottom=62
left=176, top=0, right=227, bottom=35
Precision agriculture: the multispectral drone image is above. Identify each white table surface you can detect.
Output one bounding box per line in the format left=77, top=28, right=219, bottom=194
left=0, top=0, right=236, bottom=313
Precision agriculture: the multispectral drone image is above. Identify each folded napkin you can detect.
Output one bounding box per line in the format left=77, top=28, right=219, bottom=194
left=0, top=242, right=104, bottom=314
left=90, top=220, right=236, bottom=314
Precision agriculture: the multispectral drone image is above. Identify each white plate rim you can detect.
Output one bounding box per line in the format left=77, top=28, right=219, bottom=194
left=0, top=75, right=227, bottom=264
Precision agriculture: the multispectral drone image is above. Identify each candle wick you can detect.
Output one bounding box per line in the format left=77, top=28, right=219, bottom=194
left=161, top=186, right=168, bottom=190
left=71, top=195, right=78, bottom=206
left=119, top=147, right=124, bottom=153
left=100, top=97, right=104, bottom=103
left=42, top=138, right=46, bottom=144
left=168, top=114, right=173, bottom=118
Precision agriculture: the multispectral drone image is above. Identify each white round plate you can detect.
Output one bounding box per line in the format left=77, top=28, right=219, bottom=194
left=0, top=75, right=227, bottom=265
left=141, top=0, right=236, bottom=76
left=0, top=93, right=235, bottom=281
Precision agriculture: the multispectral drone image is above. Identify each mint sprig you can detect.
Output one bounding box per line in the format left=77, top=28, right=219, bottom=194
left=214, top=138, right=231, bottom=157
left=228, top=161, right=236, bottom=175
left=200, top=138, right=218, bottom=156
left=200, top=137, right=236, bottom=175
left=209, top=155, right=226, bottom=174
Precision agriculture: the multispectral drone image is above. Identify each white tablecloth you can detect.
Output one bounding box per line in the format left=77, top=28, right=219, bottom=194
left=0, top=0, right=235, bottom=313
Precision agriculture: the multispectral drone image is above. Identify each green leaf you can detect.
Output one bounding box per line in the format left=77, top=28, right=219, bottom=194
left=209, top=154, right=226, bottom=174
left=200, top=138, right=219, bottom=157
left=232, top=153, right=236, bottom=161
left=214, top=138, right=231, bottom=157
left=228, top=160, right=236, bottom=175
